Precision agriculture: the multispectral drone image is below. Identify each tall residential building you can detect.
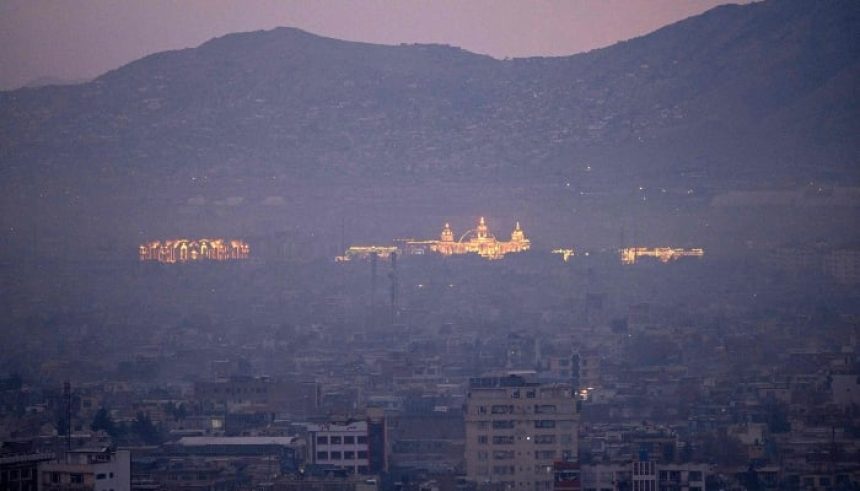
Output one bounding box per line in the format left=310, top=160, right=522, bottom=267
left=464, top=374, right=579, bottom=490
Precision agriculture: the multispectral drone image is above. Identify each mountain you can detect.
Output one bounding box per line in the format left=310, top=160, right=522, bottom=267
left=1, top=0, right=858, bottom=188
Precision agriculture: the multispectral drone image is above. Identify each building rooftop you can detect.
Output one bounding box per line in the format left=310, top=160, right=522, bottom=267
left=176, top=436, right=300, bottom=446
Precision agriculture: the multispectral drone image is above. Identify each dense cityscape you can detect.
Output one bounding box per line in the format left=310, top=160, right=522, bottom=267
left=1, top=227, right=858, bottom=489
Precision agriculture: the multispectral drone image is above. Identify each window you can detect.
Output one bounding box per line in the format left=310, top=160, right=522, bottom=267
left=357, top=436, right=367, bottom=444
left=344, top=436, right=355, bottom=444
left=51, top=473, right=60, bottom=483
left=493, top=450, right=515, bottom=460
left=96, top=473, right=107, bottom=480
left=492, top=405, right=513, bottom=414
left=478, top=435, right=488, bottom=444
left=317, top=451, right=328, bottom=460
left=330, top=451, right=342, bottom=460
left=493, top=420, right=515, bottom=429
left=478, top=450, right=489, bottom=461
left=330, top=436, right=342, bottom=444
left=534, top=420, right=556, bottom=428
left=689, top=471, right=702, bottom=482
left=344, top=451, right=355, bottom=459
left=317, top=436, right=328, bottom=445
left=535, top=450, right=556, bottom=459
left=493, top=465, right=515, bottom=475
left=534, top=435, right=556, bottom=444
left=477, top=421, right=490, bottom=429
left=70, top=474, right=84, bottom=484
left=357, top=450, right=368, bottom=459
left=535, top=405, right=557, bottom=414
left=493, top=435, right=514, bottom=444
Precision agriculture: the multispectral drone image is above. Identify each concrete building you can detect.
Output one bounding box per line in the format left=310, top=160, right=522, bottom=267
left=464, top=374, right=578, bottom=490
left=0, top=442, right=54, bottom=491
left=307, top=421, right=371, bottom=474
left=169, top=436, right=303, bottom=475
left=193, top=376, right=320, bottom=417
left=38, top=448, right=130, bottom=491
left=580, top=462, right=710, bottom=491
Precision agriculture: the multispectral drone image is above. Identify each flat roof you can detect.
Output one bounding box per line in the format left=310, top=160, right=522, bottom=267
left=176, top=436, right=299, bottom=446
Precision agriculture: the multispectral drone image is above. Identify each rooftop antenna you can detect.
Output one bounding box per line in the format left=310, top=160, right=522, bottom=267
left=370, top=252, right=378, bottom=324
left=340, top=216, right=346, bottom=257
left=63, top=380, right=71, bottom=450
left=389, top=252, right=399, bottom=325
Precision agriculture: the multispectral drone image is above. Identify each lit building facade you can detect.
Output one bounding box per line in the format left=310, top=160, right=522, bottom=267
left=335, top=246, right=398, bottom=262
left=406, top=217, right=530, bottom=260
left=464, top=374, right=578, bottom=489
left=139, top=239, right=249, bottom=263
left=337, top=217, right=531, bottom=261
left=619, top=247, right=703, bottom=265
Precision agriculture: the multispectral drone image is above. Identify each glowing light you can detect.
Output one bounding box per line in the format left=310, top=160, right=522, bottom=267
left=552, top=248, right=575, bottom=262
left=139, top=239, right=249, bottom=263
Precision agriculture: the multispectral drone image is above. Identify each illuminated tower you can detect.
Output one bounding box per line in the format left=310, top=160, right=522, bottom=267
left=476, top=216, right=489, bottom=239
left=511, top=221, right=525, bottom=243
left=441, top=223, right=454, bottom=243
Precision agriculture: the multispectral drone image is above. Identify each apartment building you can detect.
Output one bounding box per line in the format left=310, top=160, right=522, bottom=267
left=464, top=374, right=578, bottom=490
left=38, top=447, right=130, bottom=491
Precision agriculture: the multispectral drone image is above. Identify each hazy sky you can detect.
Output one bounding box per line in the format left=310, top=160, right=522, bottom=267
left=1, top=0, right=744, bottom=90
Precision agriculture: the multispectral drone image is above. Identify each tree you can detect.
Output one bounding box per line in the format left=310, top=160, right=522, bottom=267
left=131, top=412, right=161, bottom=445
left=91, top=407, right=117, bottom=437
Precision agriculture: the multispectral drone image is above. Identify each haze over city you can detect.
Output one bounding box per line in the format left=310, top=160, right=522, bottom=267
left=0, top=1, right=858, bottom=490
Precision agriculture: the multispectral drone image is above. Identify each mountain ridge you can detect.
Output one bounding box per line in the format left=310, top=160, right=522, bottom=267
left=1, top=0, right=858, bottom=187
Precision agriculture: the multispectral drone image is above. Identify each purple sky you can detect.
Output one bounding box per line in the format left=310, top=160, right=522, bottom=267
left=1, top=0, right=745, bottom=90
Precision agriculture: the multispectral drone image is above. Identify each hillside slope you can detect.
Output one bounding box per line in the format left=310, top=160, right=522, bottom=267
left=1, top=0, right=857, bottom=187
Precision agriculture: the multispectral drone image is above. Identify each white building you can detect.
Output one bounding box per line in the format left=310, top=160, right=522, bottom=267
left=38, top=448, right=130, bottom=491
left=307, top=420, right=370, bottom=474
